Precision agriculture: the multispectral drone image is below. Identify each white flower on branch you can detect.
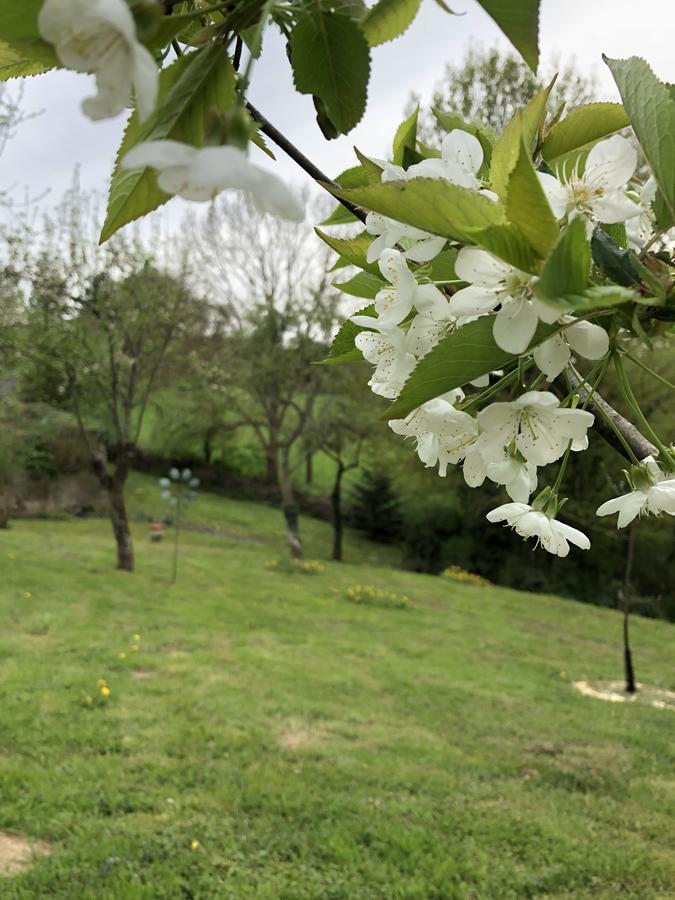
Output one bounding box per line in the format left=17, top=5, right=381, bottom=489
left=451, top=247, right=558, bottom=354
left=596, top=456, right=675, bottom=527
left=486, top=502, right=591, bottom=557
left=407, top=130, right=485, bottom=190
left=353, top=321, right=417, bottom=400
left=369, top=249, right=454, bottom=327
left=39, top=0, right=159, bottom=122
left=532, top=317, right=609, bottom=380
left=537, top=134, right=641, bottom=230
left=122, top=140, right=304, bottom=221
left=365, top=213, right=446, bottom=264
left=477, top=391, right=594, bottom=467
left=486, top=453, right=538, bottom=503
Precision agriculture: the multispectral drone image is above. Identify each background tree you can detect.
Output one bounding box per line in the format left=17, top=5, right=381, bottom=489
left=410, top=45, right=596, bottom=144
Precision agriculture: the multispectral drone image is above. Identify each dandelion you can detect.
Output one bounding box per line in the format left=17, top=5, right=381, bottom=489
left=23, top=592, right=32, bottom=600
left=118, top=651, right=127, bottom=660
left=132, top=634, right=141, bottom=642
left=96, top=678, right=108, bottom=689
left=191, top=840, right=200, bottom=850
left=100, top=686, right=111, bottom=698
left=130, top=644, right=139, bottom=653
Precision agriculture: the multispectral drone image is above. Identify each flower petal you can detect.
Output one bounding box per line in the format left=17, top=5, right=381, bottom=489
left=493, top=297, right=538, bottom=354
left=584, top=134, right=637, bottom=192
left=565, top=320, right=609, bottom=360
left=441, top=129, right=483, bottom=174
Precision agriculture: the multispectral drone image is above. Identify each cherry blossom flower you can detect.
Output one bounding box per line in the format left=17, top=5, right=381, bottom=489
left=122, top=141, right=304, bottom=220
left=451, top=248, right=557, bottom=354
left=364, top=213, right=446, bottom=264
left=487, top=503, right=590, bottom=557
left=486, top=453, right=538, bottom=503
left=477, top=391, right=594, bottom=467
left=353, top=321, right=417, bottom=399
left=368, top=249, right=452, bottom=327
left=532, top=317, right=609, bottom=380
left=407, top=130, right=484, bottom=189
left=537, top=134, right=641, bottom=231
left=596, top=456, right=675, bottom=527
left=39, top=0, right=159, bottom=122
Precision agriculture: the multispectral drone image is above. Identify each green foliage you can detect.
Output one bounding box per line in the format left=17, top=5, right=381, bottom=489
left=315, top=228, right=381, bottom=275
left=0, top=39, right=53, bottom=80
left=387, top=318, right=553, bottom=419
left=360, top=0, right=422, bottom=46
left=505, top=133, right=558, bottom=256
left=475, top=0, right=541, bottom=70
left=289, top=8, right=370, bottom=137
left=332, top=272, right=386, bottom=299
left=323, top=304, right=375, bottom=364
left=591, top=228, right=643, bottom=288
left=392, top=106, right=418, bottom=166
left=0, top=0, right=60, bottom=68
left=536, top=216, right=590, bottom=302
left=605, top=55, right=675, bottom=222
left=349, top=468, right=403, bottom=542
left=540, top=102, right=629, bottom=164
left=490, top=78, right=554, bottom=198
left=100, top=46, right=236, bottom=243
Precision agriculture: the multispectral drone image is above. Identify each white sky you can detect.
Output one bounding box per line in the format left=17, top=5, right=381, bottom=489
left=1, top=0, right=673, bottom=223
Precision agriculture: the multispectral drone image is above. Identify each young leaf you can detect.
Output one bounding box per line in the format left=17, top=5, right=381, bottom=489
left=315, top=229, right=381, bottom=276
left=333, top=272, right=386, bottom=298
left=475, top=0, right=540, bottom=71
left=360, top=0, right=422, bottom=47
left=591, top=228, right=642, bottom=287
left=289, top=9, right=370, bottom=136
left=604, top=55, right=675, bottom=220
left=536, top=217, right=590, bottom=302
left=0, top=40, right=53, bottom=80
left=505, top=133, right=558, bottom=257
left=392, top=106, right=418, bottom=166
left=388, top=317, right=554, bottom=418
left=100, top=46, right=236, bottom=244
left=540, top=103, right=629, bottom=164
left=490, top=78, right=554, bottom=199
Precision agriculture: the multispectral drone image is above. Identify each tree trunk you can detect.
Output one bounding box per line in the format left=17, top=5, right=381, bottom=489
left=0, top=479, right=10, bottom=529
left=265, top=435, right=279, bottom=486
left=621, top=523, right=637, bottom=693
left=279, top=455, right=302, bottom=559
left=305, top=452, right=313, bottom=485
left=331, top=462, right=345, bottom=562
left=107, top=473, right=134, bottom=572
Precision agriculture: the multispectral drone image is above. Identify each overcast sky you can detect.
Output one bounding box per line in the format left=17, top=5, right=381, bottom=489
left=1, top=0, right=673, bottom=226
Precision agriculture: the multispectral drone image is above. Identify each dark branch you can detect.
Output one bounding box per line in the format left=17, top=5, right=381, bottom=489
left=245, top=101, right=367, bottom=224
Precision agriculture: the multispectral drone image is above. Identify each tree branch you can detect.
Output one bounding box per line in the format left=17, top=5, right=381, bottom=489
left=245, top=101, right=367, bottom=224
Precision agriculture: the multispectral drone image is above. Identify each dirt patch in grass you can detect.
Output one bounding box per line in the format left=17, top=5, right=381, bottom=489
left=277, top=722, right=325, bottom=751
left=0, top=831, right=50, bottom=876
left=132, top=670, right=154, bottom=681
left=574, top=680, right=675, bottom=711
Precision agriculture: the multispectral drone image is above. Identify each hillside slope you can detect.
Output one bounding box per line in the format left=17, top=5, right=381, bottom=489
left=0, top=484, right=674, bottom=898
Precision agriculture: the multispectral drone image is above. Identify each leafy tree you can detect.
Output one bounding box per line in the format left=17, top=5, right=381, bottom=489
left=350, top=468, right=403, bottom=545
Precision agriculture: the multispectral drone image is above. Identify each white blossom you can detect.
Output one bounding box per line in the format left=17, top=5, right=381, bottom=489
left=407, top=130, right=484, bottom=189
left=353, top=321, right=417, bottom=399
left=451, top=247, right=558, bottom=354
left=533, top=317, right=609, bottom=380
left=486, top=453, right=538, bottom=503
left=39, top=0, right=159, bottom=122
left=477, top=391, right=594, bottom=467
left=596, top=456, right=675, bottom=527
left=487, top=503, right=590, bottom=557
left=537, top=134, right=641, bottom=231
left=368, top=249, right=452, bottom=327
left=365, top=213, right=446, bottom=264
left=122, top=141, right=304, bottom=220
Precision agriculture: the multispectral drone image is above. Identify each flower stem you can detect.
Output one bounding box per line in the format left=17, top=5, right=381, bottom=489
left=624, top=351, right=675, bottom=393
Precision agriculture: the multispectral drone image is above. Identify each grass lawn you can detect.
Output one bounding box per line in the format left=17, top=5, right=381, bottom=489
left=1, top=481, right=674, bottom=898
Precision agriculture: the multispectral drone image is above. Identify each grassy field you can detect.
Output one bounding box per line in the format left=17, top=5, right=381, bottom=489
left=1, top=479, right=674, bottom=898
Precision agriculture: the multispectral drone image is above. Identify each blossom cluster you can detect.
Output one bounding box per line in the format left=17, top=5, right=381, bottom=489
left=349, top=128, right=674, bottom=557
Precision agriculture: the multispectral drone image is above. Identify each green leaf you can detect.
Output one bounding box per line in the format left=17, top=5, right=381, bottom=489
left=427, top=249, right=458, bottom=282
left=536, top=217, right=590, bottom=303
left=289, top=9, right=370, bottom=135
left=360, top=0, right=422, bottom=46
left=320, top=305, right=376, bottom=365
left=315, top=229, right=381, bottom=276
left=604, top=55, right=675, bottom=221
left=0, top=0, right=61, bottom=67
left=353, top=147, right=383, bottom=179
left=591, top=228, right=642, bottom=288
left=100, top=46, right=236, bottom=244
left=505, top=133, right=558, bottom=257
left=541, top=103, right=629, bottom=163
left=333, top=272, right=386, bottom=299
left=562, top=285, right=640, bottom=312
left=0, top=39, right=53, bottom=80
left=475, top=0, right=540, bottom=70
left=392, top=106, right=418, bottom=166
left=490, top=79, right=554, bottom=199
left=388, top=317, right=554, bottom=418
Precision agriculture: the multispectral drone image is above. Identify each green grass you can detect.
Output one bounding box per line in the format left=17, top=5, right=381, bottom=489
left=1, top=481, right=674, bottom=898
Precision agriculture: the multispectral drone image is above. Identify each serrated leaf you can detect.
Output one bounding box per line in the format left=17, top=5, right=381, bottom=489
left=353, top=147, right=383, bottom=180
left=392, top=106, right=418, bottom=166
left=315, top=229, right=381, bottom=275
left=388, top=317, right=554, bottom=418
left=427, top=248, right=458, bottom=281
left=320, top=304, right=376, bottom=364
left=0, top=39, right=53, bottom=80
left=289, top=9, right=370, bottom=135
left=100, top=46, right=236, bottom=244
left=333, top=272, right=386, bottom=298
left=475, top=0, right=540, bottom=70
left=541, top=102, right=629, bottom=163
left=591, top=228, right=642, bottom=287
left=490, top=79, right=554, bottom=199
left=536, top=217, right=590, bottom=304
left=604, top=56, right=675, bottom=221
left=0, top=0, right=61, bottom=67
left=360, top=0, right=422, bottom=46
left=562, top=285, right=639, bottom=312
left=505, top=132, right=558, bottom=257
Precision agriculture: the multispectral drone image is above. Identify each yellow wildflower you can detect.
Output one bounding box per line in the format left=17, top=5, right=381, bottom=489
left=96, top=678, right=108, bottom=689
left=23, top=592, right=32, bottom=600
left=130, top=644, right=139, bottom=653
left=132, top=634, right=141, bottom=642
left=118, top=651, right=127, bottom=660
left=191, top=840, right=200, bottom=850
left=100, top=686, right=111, bottom=698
